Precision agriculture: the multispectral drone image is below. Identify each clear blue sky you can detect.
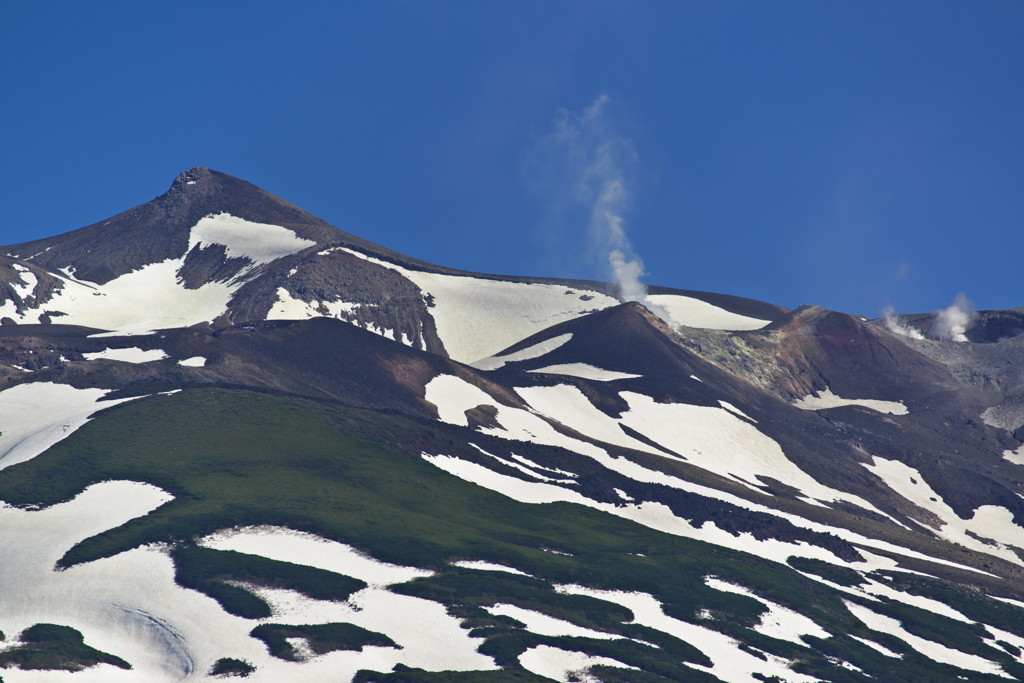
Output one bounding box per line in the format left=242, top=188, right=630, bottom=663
left=2, top=1, right=1021, bottom=316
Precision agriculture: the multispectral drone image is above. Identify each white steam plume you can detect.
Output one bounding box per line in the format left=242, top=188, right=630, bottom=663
left=930, top=292, right=977, bottom=342
left=535, top=95, right=674, bottom=325
left=881, top=305, right=925, bottom=340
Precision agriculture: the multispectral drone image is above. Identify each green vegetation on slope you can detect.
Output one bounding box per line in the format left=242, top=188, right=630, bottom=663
left=0, top=388, right=1019, bottom=681
left=0, top=624, right=130, bottom=672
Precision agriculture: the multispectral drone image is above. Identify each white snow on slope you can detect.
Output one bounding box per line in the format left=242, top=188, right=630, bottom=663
left=470, top=333, right=573, bottom=371
left=0, top=481, right=206, bottom=682
left=844, top=600, right=1007, bottom=677
left=424, top=374, right=994, bottom=577
left=340, top=248, right=620, bottom=363
left=863, top=456, right=1024, bottom=564
left=87, top=329, right=156, bottom=338
left=177, top=356, right=207, bottom=367
left=451, top=560, right=533, bottom=576
left=528, top=363, right=641, bottom=381
left=486, top=604, right=618, bottom=639
left=704, top=577, right=831, bottom=644
left=518, top=645, right=636, bottom=683
left=793, top=387, right=908, bottom=415
left=189, top=213, right=315, bottom=266
left=719, top=401, right=756, bottom=422
left=424, top=453, right=866, bottom=571
left=1003, top=447, right=1024, bottom=466
left=554, top=585, right=821, bottom=683
left=0, top=383, right=143, bottom=470
left=199, top=526, right=432, bottom=586
left=470, top=443, right=577, bottom=484
left=9, top=258, right=235, bottom=330
left=6, top=214, right=311, bottom=332
left=8, top=264, right=37, bottom=298
left=235, top=584, right=496, bottom=680
left=850, top=634, right=902, bottom=658
left=0, top=489, right=492, bottom=682
left=645, top=293, right=770, bottom=331
left=82, top=347, right=167, bottom=363
left=266, top=287, right=362, bottom=322
left=199, top=527, right=495, bottom=678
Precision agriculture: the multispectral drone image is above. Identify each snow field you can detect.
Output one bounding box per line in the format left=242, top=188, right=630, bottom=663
left=188, top=213, right=315, bottom=267
left=423, top=374, right=996, bottom=578
left=703, top=577, right=831, bottom=644
left=843, top=600, right=1008, bottom=677
left=0, top=515, right=497, bottom=682
left=450, top=560, right=533, bottom=577
left=863, top=456, right=1024, bottom=564
left=233, top=584, right=496, bottom=680
left=6, top=213, right=312, bottom=331
left=793, top=387, right=908, bottom=415
left=516, top=383, right=887, bottom=515
left=9, top=264, right=37, bottom=299
left=470, top=333, right=573, bottom=371
left=485, top=604, right=618, bottom=640
left=266, top=287, right=359, bottom=322
left=718, top=400, right=756, bottom=422
left=849, top=634, right=902, bottom=658
left=0, top=481, right=229, bottom=681
left=339, top=248, right=624, bottom=363
left=199, top=526, right=496, bottom=678
left=469, top=444, right=577, bottom=484
left=266, top=288, right=415, bottom=347
left=527, top=363, right=641, bottom=381
left=517, top=645, right=636, bottom=683
left=82, top=347, right=167, bottom=363
left=1003, top=447, right=1024, bottom=466
left=198, top=526, right=432, bottom=586
left=644, top=293, right=771, bottom=331
left=177, top=356, right=207, bottom=367
left=553, top=585, right=821, bottom=683
left=35, top=258, right=235, bottom=331
left=0, top=382, right=143, bottom=470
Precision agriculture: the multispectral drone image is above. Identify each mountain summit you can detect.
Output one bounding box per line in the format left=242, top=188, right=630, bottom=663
left=1, top=170, right=1024, bottom=682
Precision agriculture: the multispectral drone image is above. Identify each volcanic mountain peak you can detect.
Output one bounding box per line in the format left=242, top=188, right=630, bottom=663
left=5, top=169, right=1024, bottom=681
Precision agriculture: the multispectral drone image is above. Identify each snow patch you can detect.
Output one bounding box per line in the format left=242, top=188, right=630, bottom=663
left=450, top=560, right=532, bottom=577
left=528, top=363, right=641, bottom=381
left=645, top=294, right=771, bottom=331
left=199, top=526, right=432, bottom=586
left=82, top=347, right=167, bottom=363
left=236, top=584, right=496, bottom=678
left=1003, top=447, right=1024, bottom=466
left=486, top=603, right=618, bottom=640
left=470, top=333, right=573, bottom=371
left=844, top=600, right=1006, bottom=676
left=188, top=213, right=315, bottom=266
left=177, top=356, right=207, bottom=368
left=0, top=383, right=144, bottom=470
left=793, top=387, right=908, bottom=415
left=863, top=456, right=1024, bottom=564
left=340, top=248, right=619, bottom=362
left=718, top=400, right=756, bottom=422
left=518, top=645, right=636, bottom=683
left=850, top=634, right=902, bottom=658
left=704, top=577, right=831, bottom=644
left=555, top=585, right=821, bottom=682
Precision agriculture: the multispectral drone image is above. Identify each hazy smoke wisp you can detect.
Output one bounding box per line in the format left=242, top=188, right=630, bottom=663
left=930, top=293, right=977, bottom=342
left=537, top=95, right=674, bottom=325
left=882, top=305, right=925, bottom=340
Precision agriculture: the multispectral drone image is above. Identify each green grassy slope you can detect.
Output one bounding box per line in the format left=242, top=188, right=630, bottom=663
left=0, top=388, right=1020, bottom=681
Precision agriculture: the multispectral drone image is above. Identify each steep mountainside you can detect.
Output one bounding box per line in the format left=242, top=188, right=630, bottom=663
left=1, top=170, right=1024, bottom=682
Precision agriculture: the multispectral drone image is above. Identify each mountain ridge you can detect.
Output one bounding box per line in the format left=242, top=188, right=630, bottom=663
left=2, top=169, right=1024, bottom=681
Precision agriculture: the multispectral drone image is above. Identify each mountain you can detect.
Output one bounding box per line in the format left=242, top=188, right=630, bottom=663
left=1, top=170, right=1024, bottom=682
